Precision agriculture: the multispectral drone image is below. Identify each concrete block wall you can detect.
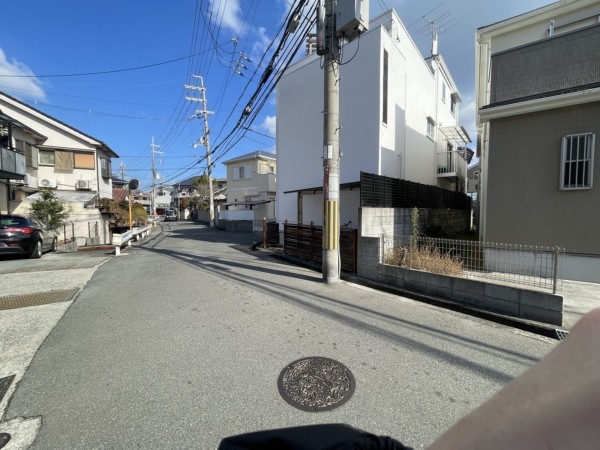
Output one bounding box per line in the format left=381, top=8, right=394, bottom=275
left=360, top=207, right=470, bottom=239
left=357, top=236, right=563, bottom=326
left=216, top=219, right=255, bottom=233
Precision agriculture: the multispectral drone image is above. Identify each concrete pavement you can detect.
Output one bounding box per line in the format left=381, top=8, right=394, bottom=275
left=0, top=250, right=112, bottom=449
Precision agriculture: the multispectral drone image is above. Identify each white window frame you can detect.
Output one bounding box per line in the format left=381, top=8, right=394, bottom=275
left=426, top=117, right=435, bottom=140
left=560, top=133, right=595, bottom=190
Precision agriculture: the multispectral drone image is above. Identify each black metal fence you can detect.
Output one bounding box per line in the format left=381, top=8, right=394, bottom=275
left=360, top=172, right=471, bottom=210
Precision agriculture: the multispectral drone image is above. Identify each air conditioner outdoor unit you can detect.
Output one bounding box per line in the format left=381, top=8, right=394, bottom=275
left=39, top=178, right=58, bottom=188
left=76, top=179, right=92, bottom=190
left=25, top=174, right=38, bottom=188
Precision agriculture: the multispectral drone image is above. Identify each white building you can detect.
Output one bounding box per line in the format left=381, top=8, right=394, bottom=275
left=276, top=9, right=470, bottom=228
left=220, top=151, right=276, bottom=230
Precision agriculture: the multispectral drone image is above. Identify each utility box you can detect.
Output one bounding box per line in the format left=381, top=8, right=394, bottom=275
left=336, top=0, right=369, bottom=42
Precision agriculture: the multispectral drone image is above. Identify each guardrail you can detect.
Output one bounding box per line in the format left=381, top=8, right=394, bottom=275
left=112, top=225, right=152, bottom=255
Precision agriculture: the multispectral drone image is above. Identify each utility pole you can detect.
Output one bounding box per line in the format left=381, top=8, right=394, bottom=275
left=320, top=0, right=341, bottom=283
left=185, top=75, right=215, bottom=227
left=150, top=137, right=162, bottom=217
left=119, top=162, right=127, bottom=180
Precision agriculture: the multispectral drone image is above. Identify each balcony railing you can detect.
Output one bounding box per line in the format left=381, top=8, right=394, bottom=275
left=0, top=145, right=26, bottom=178
left=437, top=151, right=467, bottom=179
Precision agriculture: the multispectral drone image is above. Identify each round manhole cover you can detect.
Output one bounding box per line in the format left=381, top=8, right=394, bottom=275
left=0, top=433, right=11, bottom=449
left=278, top=356, right=355, bottom=412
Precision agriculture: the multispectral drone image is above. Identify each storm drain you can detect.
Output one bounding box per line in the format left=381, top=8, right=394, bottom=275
left=278, top=357, right=355, bottom=412
left=0, top=288, right=78, bottom=311
left=555, top=329, right=569, bottom=341
left=0, top=375, right=15, bottom=404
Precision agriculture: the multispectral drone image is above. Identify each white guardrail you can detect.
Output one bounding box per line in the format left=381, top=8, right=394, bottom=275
left=112, top=225, right=152, bottom=255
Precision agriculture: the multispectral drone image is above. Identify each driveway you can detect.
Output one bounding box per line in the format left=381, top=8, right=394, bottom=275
left=0, top=250, right=112, bottom=448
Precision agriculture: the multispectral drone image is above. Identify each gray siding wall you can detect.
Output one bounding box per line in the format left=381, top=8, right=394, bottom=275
left=486, top=102, right=600, bottom=255
left=490, top=24, right=600, bottom=104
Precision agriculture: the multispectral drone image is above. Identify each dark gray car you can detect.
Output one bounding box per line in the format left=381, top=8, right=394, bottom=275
left=0, top=214, right=57, bottom=258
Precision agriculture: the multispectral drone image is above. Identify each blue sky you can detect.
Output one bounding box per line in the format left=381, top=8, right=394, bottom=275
left=0, top=0, right=551, bottom=191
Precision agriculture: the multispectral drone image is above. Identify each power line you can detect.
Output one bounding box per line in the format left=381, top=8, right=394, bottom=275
left=0, top=51, right=212, bottom=78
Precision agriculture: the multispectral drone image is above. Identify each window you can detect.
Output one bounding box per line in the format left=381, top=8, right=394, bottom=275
left=55, top=151, right=74, bottom=170
left=382, top=50, right=388, bottom=125
left=450, top=97, right=456, bottom=115
left=100, top=158, right=111, bottom=178
left=74, top=153, right=95, bottom=169
left=561, top=133, right=595, bottom=189
left=39, top=150, right=55, bottom=166
left=239, top=166, right=245, bottom=180
left=427, top=117, right=436, bottom=139
left=441, top=83, right=446, bottom=103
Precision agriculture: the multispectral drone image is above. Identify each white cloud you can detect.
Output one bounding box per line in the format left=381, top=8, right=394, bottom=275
left=208, top=0, right=245, bottom=34
left=260, top=114, right=276, bottom=138
left=0, top=48, right=46, bottom=101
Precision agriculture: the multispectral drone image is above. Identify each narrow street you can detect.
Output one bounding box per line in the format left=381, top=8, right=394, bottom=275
left=3, top=222, right=556, bottom=449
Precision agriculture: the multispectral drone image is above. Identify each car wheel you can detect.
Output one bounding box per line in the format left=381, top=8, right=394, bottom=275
left=30, top=240, right=42, bottom=259
left=51, top=237, right=58, bottom=252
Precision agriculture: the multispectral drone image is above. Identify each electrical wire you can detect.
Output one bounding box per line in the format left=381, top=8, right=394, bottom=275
left=0, top=51, right=212, bottom=79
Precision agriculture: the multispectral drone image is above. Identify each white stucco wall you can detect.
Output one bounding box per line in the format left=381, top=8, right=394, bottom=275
left=277, top=10, right=463, bottom=226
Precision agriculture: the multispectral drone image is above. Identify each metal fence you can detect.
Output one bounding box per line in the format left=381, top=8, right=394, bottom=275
left=360, top=171, right=472, bottom=210
left=383, top=235, right=563, bottom=293
left=62, top=222, right=76, bottom=243
left=88, top=221, right=99, bottom=239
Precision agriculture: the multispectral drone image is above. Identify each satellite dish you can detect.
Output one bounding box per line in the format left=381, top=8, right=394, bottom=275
left=128, top=179, right=139, bottom=190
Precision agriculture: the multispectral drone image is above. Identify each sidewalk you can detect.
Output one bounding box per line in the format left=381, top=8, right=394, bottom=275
left=263, top=247, right=600, bottom=334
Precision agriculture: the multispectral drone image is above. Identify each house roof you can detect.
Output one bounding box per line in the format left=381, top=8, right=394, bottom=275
left=0, top=91, right=119, bottom=158
left=0, top=109, right=48, bottom=140
left=222, top=150, right=276, bottom=165
left=112, top=188, right=128, bottom=202
left=25, top=190, right=97, bottom=203
left=283, top=181, right=360, bottom=195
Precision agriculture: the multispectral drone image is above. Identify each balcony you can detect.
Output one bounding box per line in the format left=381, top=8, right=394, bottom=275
left=256, top=172, right=276, bottom=194
left=437, top=150, right=467, bottom=180
left=0, top=145, right=26, bottom=179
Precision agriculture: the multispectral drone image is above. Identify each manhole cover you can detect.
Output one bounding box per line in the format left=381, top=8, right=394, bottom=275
left=0, top=433, right=10, bottom=449
left=278, top=357, right=355, bottom=412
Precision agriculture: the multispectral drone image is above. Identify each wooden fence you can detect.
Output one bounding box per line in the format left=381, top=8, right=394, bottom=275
left=283, top=221, right=357, bottom=273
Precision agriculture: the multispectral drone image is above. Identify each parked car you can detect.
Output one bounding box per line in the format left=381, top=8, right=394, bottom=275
left=164, top=209, right=178, bottom=222
left=0, top=214, right=57, bottom=259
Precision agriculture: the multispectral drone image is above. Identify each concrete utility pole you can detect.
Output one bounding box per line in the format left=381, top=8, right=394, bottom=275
left=150, top=137, right=162, bottom=217
left=185, top=75, right=215, bottom=227
left=321, top=0, right=341, bottom=283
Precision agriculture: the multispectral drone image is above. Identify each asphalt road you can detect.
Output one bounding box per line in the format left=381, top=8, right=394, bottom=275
left=3, top=221, right=556, bottom=449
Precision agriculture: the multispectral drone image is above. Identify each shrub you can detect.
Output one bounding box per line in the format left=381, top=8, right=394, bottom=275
left=385, top=245, right=464, bottom=277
